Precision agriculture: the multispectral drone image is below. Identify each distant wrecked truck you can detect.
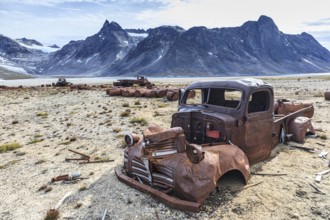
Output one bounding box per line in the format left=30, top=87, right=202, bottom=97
left=116, top=78, right=315, bottom=212
left=113, top=75, right=151, bottom=87
left=54, top=78, right=72, bottom=87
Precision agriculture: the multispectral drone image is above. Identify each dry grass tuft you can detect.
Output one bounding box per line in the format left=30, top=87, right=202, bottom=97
left=113, top=127, right=122, bottom=133
left=122, top=103, right=130, bottom=107
left=36, top=112, right=48, bottom=117
left=130, top=117, right=148, bottom=126
left=27, top=139, right=44, bottom=145
left=0, top=143, right=22, bottom=153
left=44, top=209, right=59, bottom=220
left=120, top=111, right=130, bottom=117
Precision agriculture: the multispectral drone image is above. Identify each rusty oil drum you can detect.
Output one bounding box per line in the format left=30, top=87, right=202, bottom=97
left=276, top=100, right=314, bottom=118
left=325, top=91, right=330, bottom=100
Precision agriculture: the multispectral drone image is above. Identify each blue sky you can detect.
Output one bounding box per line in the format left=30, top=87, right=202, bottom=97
left=1, top=0, right=330, bottom=50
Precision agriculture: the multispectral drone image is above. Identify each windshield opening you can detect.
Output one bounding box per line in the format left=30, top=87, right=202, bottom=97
left=184, top=88, right=242, bottom=109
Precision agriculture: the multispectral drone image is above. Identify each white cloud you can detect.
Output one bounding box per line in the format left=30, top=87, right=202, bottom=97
left=135, top=0, right=330, bottom=32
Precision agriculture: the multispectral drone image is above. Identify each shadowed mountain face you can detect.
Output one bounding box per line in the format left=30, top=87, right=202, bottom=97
left=39, top=21, right=140, bottom=75
left=2, top=15, right=330, bottom=77
left=107, top=15, right=330, bottom=76
left=0, top=35, right=49, bottom=75
left=0, top=35, right=32, bottom=57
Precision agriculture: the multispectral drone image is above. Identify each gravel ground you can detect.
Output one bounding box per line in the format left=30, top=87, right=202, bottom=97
left=0, top=76, right=329, bottom=220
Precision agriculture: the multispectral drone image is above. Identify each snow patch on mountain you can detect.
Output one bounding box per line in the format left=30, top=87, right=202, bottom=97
left=0, top=57, right=28, bottom=74
left=16, top=41, right=60, bottom=53
left=0, top=64, right=28, bottom=74
left=127, top=32, right=148, bottom=38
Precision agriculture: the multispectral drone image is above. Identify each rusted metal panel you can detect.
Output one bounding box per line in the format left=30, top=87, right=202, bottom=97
left=117, top=78, right=316, bottom=212
left=288, top=116, right=315, bottom=143
left=115, top=167, right=202, bottom=212
left=121, top=124, right=250, bottom=209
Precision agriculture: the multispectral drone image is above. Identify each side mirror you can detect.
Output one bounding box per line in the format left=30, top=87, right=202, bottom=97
left=179, top=89, right=185, bottom=104
left=178, top=88, right=185, bottom=106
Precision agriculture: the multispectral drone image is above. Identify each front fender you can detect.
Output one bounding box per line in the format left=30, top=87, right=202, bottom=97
left=203, top=144, right=250, bottom=184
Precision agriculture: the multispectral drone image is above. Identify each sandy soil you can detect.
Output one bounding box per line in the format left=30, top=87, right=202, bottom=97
left=0, top=76, right=329, bottom=220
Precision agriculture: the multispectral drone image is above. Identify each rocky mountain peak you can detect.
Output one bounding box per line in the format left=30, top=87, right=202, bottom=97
left=148, top=25, right=184, bottom=40
left=4, top=16, right=328, bottom=77
left=100, top=20, right=123, bottom=32
left=0, top=34, right=31, bottom=56
left=16, top=38, right=43, bottom=46
left=257, top=15, right=275, bottom=25
left=257, top=15, right=279, bottom=33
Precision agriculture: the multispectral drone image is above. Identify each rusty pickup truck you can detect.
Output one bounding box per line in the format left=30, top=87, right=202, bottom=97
left=116, top=78, right=315, bottom=212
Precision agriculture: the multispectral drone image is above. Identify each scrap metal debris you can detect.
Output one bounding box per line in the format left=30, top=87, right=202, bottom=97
left=65, top=149, right=114, bottom=164
left=65, top=149, right=90, bottom=163
left=289, top=145, right=316, bottom=153
left=251, top=172, right=287, bottom=177
left=309, top=183, right=326, bottom=195
left=101, top=208, right=108, bottom=220
left=51, top=173, right=87, bottom=183
left=315, top=169, right=330, bottom=183
left=106, top=87, right=182, bottom=101
left=319, top=150, right=329, bottom=158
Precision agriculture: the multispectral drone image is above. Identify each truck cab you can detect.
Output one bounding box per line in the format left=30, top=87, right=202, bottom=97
left=172, top=78, right=275, bottom=164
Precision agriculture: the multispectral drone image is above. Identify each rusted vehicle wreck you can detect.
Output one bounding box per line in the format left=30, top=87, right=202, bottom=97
left=115, top=78, right=315, bottom=212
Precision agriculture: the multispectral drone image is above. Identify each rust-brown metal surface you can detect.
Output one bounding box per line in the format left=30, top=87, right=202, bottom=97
left=121, top=124, right=250, bottom=210
left=288, top=116, right=315, bottom=143
left=324, top=91, right=330, bottom=100
left=115, top=166, right=202, bottom=212
left=117, top=78, right=315, bottom=212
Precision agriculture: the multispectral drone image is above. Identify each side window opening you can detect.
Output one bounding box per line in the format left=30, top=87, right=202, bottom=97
left=185, top=89, right=205, bottom=105
left=208, top=88, right=242, bottom=109
left=248, top=91, right=269, bottom=113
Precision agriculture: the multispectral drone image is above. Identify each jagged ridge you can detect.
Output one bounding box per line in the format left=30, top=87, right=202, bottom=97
left=1, top=15, right=330, bottom=77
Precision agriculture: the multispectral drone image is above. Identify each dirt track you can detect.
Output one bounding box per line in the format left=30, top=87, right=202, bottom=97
left=0, top=76, right=329, bottom=220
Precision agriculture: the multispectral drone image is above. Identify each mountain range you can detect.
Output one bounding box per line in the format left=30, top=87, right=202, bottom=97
left=1, top=15, right=330, bottom=78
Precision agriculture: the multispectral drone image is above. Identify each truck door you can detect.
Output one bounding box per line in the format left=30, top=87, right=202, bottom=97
left=244, top=90, right=273, bottom=164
